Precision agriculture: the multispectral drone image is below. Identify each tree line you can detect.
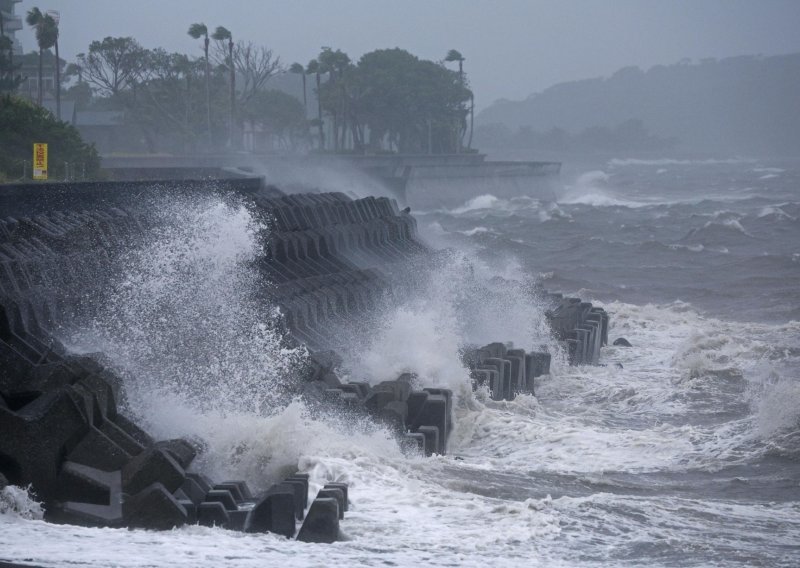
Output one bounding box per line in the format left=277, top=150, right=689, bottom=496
left=3, top=7, right=475, bottom=155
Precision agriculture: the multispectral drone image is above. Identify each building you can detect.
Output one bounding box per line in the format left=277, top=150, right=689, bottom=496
left=17, top=49, right=64, bottom=103
left=0, top=0, right=22, bottom=55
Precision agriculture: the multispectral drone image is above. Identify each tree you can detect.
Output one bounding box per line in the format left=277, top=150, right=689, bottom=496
left=354, top=48, right=471, bottom=154
left=211, top=26, right=234, bottom=148
left=76, top=36, right=145, bottom=97
left=134, top=49, right=204, bottom=153
left=187, top=22, right=212, bottom=148
left=45, top=10, right=62, bottom=120
left=289, top=62, right=306, bottom=116
left=240, top=89, right=308, bottom=151
left=316, top=47, right=351, bottom=151
left=306, top=58, right=323, bottom=149
left=445, top=49, right=470, bottom=150
left=444, top=49, right=464, bottom=82
left=25, top=8, right=57, bottom=106
left=0, top=94, right=100, bottom=180
left=0, top=13, right=22, bottom=93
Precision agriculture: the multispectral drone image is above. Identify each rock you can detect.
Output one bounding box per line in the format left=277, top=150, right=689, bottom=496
left=296, top=497, right=340, bottom=543
left=613, top=338, right=632, bottom=347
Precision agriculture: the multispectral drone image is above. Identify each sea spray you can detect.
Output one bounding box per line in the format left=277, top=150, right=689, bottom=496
left=341, top=248, right=565, bottom=399
left=0, top=485, right=44, bottom=520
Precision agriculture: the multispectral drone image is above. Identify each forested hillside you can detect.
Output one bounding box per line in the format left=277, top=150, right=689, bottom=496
left=476, top=53, right=800, bottom=154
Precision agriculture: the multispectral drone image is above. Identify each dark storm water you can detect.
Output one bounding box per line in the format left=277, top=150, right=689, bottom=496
left=2, top=157, right=798, bottom=568
left=417, top=157, right=800, bottom=566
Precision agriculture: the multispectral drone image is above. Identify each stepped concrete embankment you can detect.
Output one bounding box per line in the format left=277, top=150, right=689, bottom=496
left=0, top=177, right=606, bottom=536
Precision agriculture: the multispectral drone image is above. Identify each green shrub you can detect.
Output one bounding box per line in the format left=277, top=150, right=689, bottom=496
left=0, top=94, right=100, bottom=181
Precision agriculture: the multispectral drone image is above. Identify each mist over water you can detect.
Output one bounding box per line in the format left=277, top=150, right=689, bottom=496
left=2, top=158, right=799, bottom=567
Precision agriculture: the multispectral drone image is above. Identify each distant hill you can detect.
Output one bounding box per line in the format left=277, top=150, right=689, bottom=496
left=476, top=53, right=800, bottom=155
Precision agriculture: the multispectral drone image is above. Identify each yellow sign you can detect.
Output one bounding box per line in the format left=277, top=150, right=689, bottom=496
left=33, top=143, right=48, bottom=180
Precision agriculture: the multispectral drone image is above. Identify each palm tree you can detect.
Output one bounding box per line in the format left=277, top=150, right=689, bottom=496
left=46, top=11, right=61, bottom=120
left=25, top=8, right=57, bottom=106
left=445, top=49, right=469, bottom=152
left=445, top=49, right=464, bottom=83
left=187, top=23, right=212, bottom=148
left=289, top=62, right=307, bottom=116
left=306, top=58, right=323, bottom=150
left=212, top=26, right=234, bottom=148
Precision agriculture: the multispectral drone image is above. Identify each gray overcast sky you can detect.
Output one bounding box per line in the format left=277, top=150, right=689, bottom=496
left=16, top=0, right=800, bottom=110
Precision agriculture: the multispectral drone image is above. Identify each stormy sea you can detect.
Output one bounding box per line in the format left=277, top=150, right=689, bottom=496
left=1, top=156, right=799, bottom=567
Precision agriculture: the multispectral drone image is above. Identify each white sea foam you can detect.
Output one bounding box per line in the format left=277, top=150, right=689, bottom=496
left=345, top=251, right=560, bottom=399
left=757, top=205, right=797, bottom=221
left=609, top=157, right=753, bottom=167
left=5, top=293, right=800, bottom=567
left=458, top=226, right=494, bottom=236
left=559, top=170, right=647, bottom=208
left=450, top=193, right=501, bottom=214
left=0, top=485, right=43, bottom=520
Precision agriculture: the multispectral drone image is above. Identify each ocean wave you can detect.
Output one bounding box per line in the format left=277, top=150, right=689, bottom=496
left=609, top=157, right=754, bottom=167
left=690, top=209, right=741, bottom=221
left=681, top=217, right=756, bottom=243
left=450, top=193, right=502, bottom=214
left=756, top=205, right=797, bottom=222
left=458, top=226, right=496, bottom=236
left=559, top=170, right=648, bottom=208
left=538, top=202, right=572, bottom=222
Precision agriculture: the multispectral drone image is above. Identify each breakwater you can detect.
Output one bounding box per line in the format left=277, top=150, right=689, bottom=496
left=0, top=177, right=606, bottom=539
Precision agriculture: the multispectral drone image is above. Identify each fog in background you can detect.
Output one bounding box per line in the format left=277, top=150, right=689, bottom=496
left=18, top=0, right=800, bottom=110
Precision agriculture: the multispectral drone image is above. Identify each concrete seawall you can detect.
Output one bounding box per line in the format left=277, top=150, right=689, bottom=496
left=0, top=177, right=605, bottom=539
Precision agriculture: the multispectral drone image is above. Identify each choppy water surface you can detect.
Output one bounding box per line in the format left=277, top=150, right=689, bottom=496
left=2, top=158, right=799, bottom=567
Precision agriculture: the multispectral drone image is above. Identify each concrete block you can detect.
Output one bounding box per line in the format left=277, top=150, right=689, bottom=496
left=0, top=388, right=89, bottom=502
left=296, top=497, right=339, bottom=543
left=317, top=488, right=345, bottom=520
left=155, top=439, right=197, bottom=470
left=323, top=483, right=349, bottom=512
left=414, top=425, right=440, bottom=456
left=65, top=426, right=132, bottom=472
left=123, top=482, right=188, bottom=530
left=197, top=501, right=230, bottom=527
left=218, top=480, right=253, bottom=501
left=246, top=487, right=296, bottom=537
left=122, top=447, right=185, bottom=495
left=179, top=476, right=208, bottom=506
left=203, top=489, right=238, bottom=511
